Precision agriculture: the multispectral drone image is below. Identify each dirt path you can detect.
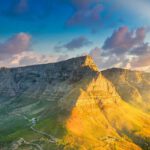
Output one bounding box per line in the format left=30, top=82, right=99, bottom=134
left=12, top=113, right=59, bottom=150
left=30, top=126, right=58, bottom=143
left=12, top=138, right=43, bottom=150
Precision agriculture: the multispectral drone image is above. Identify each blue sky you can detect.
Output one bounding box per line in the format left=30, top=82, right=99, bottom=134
left=0, top=0, right=150, bottom=71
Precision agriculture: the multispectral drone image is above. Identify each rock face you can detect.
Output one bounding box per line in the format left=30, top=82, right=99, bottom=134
left=102, top=68, right=150, bottom=113
left=0, top=56, right=98, bottom=99
left=0, top=56, right=150, bottom=150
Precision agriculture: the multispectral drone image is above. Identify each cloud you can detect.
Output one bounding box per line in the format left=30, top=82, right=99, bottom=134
left=0, top=32, right=70, bottom=68
left=102, top=26, right=148, bottom=55
left=64, top=36, right=92, bottom=50
left=57, top=54, right=69, bottom=61
left=55, top=36, right=92, bottom=51
left=19, top=53, right=52, bottom=66
left=0, top=33, right=31, bottom=60
left=65, top=0, right=131, bottom=31
left=90, top=47, right=130, bottom=70
left=13, top=52, right=58, bottom=66
left=89, top=47, right=102, bottom=64
left=90, top=26, right=150, bottom=71
left=1, top=0, right=52, bottom=20
left=0, top=51, right=69, bottom=68
left=65, top=0, right=104, bottom=31
left=66, top=0, right=113, bottom=33
left=130, top=54, right=150, bottom=68
left=130, top=43, right=150, bottom=55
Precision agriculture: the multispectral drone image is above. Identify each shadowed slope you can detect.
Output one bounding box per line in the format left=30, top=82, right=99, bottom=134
left=63, top=68, right=150, bottom=150
left=0, top=56, right=149, bottom=150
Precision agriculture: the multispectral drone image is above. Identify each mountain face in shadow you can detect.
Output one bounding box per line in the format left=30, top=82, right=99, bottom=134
left=0, top=56, right=149, bottom=150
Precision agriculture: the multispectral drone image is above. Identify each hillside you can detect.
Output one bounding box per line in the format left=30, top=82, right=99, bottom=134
left=102, top=68, right=150, bottom=113
left=0, top=56, right=149, bottom=150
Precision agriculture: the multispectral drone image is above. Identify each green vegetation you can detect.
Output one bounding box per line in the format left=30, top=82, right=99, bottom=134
left=0, top=57, right=150, bottom=149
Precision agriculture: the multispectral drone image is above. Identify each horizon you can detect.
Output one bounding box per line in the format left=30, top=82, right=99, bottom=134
left=0, top=54, right=149, bottom=73
left=0, top=0, right=150, bottom=72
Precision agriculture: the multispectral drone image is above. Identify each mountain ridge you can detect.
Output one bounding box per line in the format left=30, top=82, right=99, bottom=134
left=102, top=67, right=150, bottom=113
left=0, top=56, right=149, bottom=150
left=0, top=55, right=98, bottom=71
left=102, top=67, right=150, bottom=74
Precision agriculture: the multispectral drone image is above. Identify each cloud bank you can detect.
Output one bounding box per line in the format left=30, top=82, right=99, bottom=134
left=0, top=33, right=69, bottom=68
left=90, top=26, right=150, bottom=72
left=55, top=36, right=92, bottom=51
left=0, top=26, right=149, bottom=72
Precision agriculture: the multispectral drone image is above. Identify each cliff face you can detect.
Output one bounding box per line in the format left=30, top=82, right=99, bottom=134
left=0, top=56, right=149, bottom=150
left=102, top=68, right=150, bottom=113
left=64, top=64, right=150, bottom=150
left=0, top=56, right=97, bottom=98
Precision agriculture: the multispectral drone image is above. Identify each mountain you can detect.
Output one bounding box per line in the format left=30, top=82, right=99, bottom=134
left=102, top=68, right=150, bottom=113
left=0, top=56, right=149, bottom=150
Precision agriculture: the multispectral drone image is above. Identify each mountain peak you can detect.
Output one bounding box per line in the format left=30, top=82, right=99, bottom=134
left=76, top=55, right=99, bottom=72
left=0, top=56, right=150, bottom=150
left=0, top=55, right=100, bottom=98
left=3, top=55, right=99, bottom=72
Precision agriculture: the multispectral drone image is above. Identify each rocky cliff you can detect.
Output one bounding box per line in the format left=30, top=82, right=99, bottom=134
left=102, top=68, right=150, bottom=113
left=0, top=56, right=149, bottom=150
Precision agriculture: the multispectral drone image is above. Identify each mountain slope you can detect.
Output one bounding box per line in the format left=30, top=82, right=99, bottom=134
left=102, top=68, right=150, bottom=113
left=0, top=56, right=149, bottom=150
left=64, top=69, right=150, bottom=150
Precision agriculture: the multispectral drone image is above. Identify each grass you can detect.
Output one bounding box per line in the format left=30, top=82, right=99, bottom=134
left=35, top=117, right=67, bottom=138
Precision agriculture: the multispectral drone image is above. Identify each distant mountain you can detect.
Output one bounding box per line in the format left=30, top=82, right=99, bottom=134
left=102, top=68, right=150, bottom=113
left=0, top=56, right=149, bottom=150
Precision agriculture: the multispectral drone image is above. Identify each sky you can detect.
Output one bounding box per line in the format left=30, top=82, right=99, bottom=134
left=0, top=0, right=150, bottom=71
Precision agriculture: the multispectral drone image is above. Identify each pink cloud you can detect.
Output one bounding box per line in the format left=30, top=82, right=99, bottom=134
left=102, top=27, right=148, bottom=55
left=66, top=0, right=103, bottom=30
left=131, top=54, right=150, bottom=68
left=0, top=32, right=70, bottom=68
left=0, top=32, right=31, bottom=57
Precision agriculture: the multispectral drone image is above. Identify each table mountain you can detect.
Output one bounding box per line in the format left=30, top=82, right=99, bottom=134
left=0, top=56, right=149, bottom=150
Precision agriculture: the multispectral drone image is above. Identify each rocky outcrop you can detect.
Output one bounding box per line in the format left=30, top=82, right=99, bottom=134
left=64, top=65, right=150, bottom=149
left=0, top=56, right=149, bottom=150
left=102, top=68, right=150, bottom=113
left=0, top=56, right=99, bottom=103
